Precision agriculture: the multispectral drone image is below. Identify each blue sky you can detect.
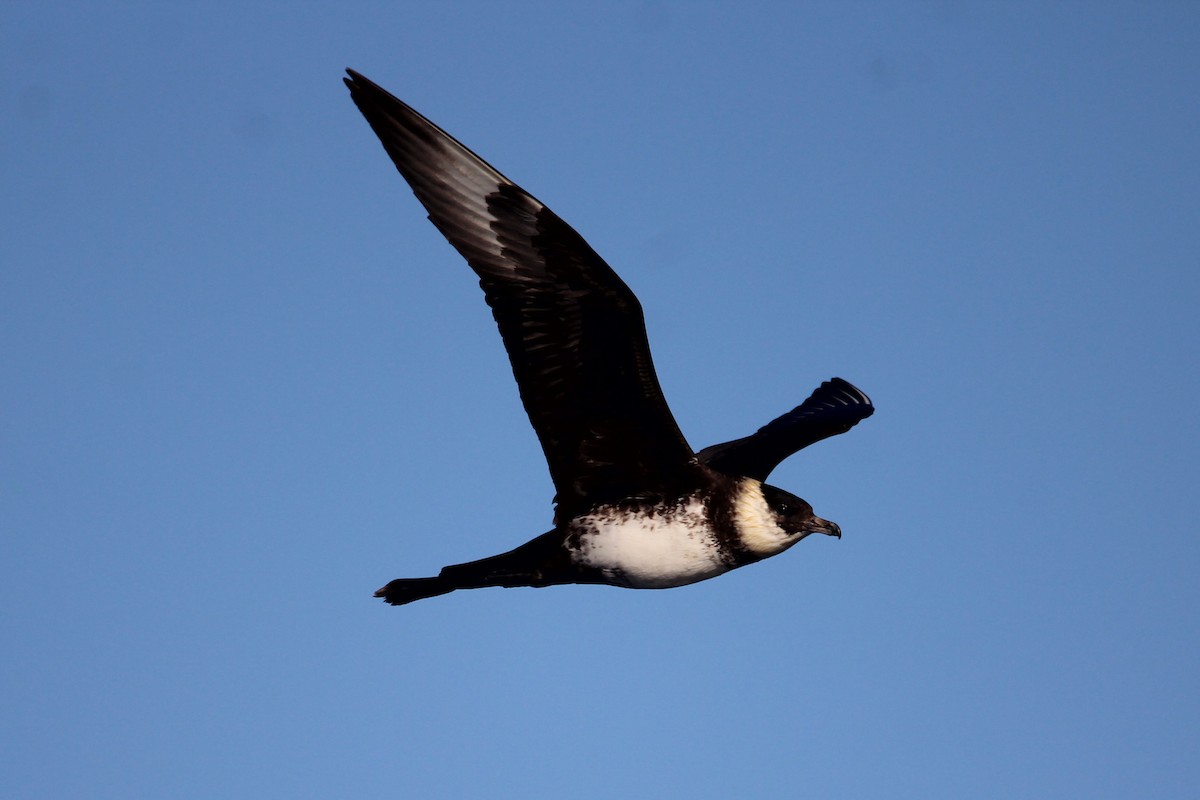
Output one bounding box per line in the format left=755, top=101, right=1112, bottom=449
left=3, top=2, right=1197, bottom=797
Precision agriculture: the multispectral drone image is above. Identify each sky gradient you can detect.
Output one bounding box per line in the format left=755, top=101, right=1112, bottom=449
left=4, top=3, right=1198, bottom=798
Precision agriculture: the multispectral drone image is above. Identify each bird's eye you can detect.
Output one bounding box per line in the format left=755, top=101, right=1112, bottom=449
left=775, top=503, right=791, bottom=515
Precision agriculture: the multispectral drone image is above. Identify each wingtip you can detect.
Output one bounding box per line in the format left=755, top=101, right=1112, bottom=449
left=343, top=68, right=376, bottom=96
left=826, top=376, right=874, bottom=412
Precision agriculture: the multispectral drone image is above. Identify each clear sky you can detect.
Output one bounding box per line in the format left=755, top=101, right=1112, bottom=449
left=3, top=2, right=1197, bottom=798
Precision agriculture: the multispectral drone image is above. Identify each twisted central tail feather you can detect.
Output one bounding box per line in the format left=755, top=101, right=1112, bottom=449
left=374, top=531, right=569, bottom=606
left=374, top=577, right=455, bottom=606
left=372, top=567, right=540, bottom=606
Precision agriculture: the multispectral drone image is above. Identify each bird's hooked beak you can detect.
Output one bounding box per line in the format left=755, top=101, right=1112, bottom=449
left=809, top=517, right=842, bottom=539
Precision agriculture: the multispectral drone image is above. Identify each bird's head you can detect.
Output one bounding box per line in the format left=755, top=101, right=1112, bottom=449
left=733, top=480, right=841, bottom=558
left=759, top=484, right=841, bottom=541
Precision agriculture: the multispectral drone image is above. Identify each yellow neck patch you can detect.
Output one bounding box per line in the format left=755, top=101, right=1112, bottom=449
left=732, top=479, right=794, bottom=557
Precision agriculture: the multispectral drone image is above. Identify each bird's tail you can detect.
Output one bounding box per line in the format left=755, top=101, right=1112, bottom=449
left=374, top=531, right=567, bottom=607
left=374, top=577, right=455, bottom=606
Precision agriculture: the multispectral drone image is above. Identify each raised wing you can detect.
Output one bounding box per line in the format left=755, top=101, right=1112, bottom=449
left=344, top=70, right=701, bottom=520
left=696, top=378, right=873, bottom=481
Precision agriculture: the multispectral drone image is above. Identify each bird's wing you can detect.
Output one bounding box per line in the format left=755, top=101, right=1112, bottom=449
left=345, top=70, right=701, bottom=520
left=696, top=378, right=873, bottom=481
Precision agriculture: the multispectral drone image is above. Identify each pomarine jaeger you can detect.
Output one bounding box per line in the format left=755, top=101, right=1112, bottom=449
left=344, top=70, right=874, bottom=606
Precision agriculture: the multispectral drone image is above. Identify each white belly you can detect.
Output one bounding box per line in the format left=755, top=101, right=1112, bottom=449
left=569, top=501, right=731, bottom=589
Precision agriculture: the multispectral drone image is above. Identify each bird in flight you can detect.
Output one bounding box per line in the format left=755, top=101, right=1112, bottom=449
left=344, top=70, right=874, bottom=606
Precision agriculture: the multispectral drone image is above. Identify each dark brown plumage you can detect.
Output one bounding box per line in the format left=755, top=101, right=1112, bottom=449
left=343, top=70, right=873, bottom=606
